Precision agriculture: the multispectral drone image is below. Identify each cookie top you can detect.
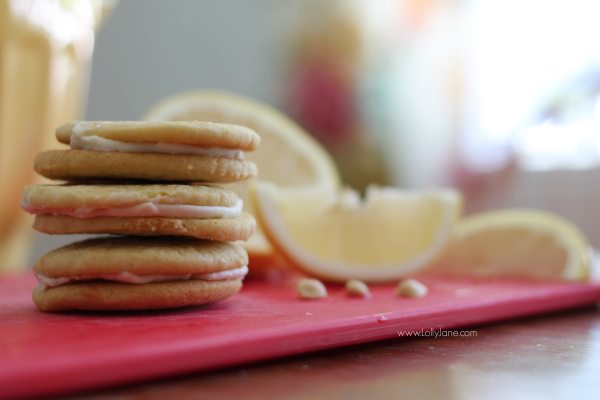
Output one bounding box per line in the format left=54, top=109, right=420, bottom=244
left=56, top=121, right=261, bottom=151
left=34, top=236, right=248, bottom=278
left=33, top=150, right=258, bottom=183
left=32, top=212, right=256, bottom=241
left=22, top=184, right=240, bottom=218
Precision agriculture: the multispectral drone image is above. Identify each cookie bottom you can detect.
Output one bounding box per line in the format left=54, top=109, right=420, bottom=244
left=33, top=212, right=255, bottom=241
left=34, top=150, right=258, bottom=183
left=33, top=279, right=243, bottom=311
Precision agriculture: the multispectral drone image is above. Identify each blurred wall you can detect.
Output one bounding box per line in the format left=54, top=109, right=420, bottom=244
left=87, top=0, right=286, bottom=120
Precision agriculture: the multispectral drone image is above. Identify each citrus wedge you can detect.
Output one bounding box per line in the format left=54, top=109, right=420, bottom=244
left=427, top=209, right=591, bottom=281
left=143, top=91, right=341, bottom=270
left=142, top=90, right=340, bottom=187
left=254, top=181, right=462, bottom=282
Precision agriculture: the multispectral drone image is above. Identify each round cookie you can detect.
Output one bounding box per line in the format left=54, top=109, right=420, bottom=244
left=22, top=184, right=240, bottom=211
left=32, top=212, right=256, bottom=241
left=32, top=237, right=249, bottom=311
left=34, top=150, right=258, bottom=183
left=22, top=183, right=255, bottom=240
left=32, top=279, right=242, bottom=311
left=33, top=280, right=243, bottom=312
left=35, top=236, right=248, bottom=277
left=56, top=120, right=260, bottom=150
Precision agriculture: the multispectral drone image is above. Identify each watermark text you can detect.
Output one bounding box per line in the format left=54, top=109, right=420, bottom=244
left=397, top=328, right=477, bottom=339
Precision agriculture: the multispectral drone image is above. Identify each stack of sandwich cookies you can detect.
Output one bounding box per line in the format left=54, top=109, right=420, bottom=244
left=23, top=121, right=260, bottom=311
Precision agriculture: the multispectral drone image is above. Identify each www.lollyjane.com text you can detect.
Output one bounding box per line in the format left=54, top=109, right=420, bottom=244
left=397, top=328, right=477, bottom=339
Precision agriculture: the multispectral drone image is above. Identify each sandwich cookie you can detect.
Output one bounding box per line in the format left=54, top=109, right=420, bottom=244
left=32, top=237, right=249, bottom=311
left=22, top=184, right=255, bottom=241
left=34, top=121, right=260, bottom=182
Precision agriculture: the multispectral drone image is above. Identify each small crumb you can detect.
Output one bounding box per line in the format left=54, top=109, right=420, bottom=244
left=305, top=312, right=313, bottom=316
left=345, top=279, right=371, bottom=297
left=297, top=278, right=328, bottom=299
left=396, top=279, right=428, bottom=298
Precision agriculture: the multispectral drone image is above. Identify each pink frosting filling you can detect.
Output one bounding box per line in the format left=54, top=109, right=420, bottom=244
left=35, top=265, right=249, bottom=290
left=21, top=199, right=243, bottom=219
left=70, top=129, right=245, bottom=158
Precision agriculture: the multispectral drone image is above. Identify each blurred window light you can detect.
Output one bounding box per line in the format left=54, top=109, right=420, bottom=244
left=461, top=0, right=600, bottom=172
left=8, top=0, right=95, bottom=45
left=594, top=93, right=600, bottom=126
left=514, top=120, right=600, bottom=171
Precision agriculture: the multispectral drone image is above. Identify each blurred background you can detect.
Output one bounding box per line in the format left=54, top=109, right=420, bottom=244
left=2, top=0, right=600, bottom=270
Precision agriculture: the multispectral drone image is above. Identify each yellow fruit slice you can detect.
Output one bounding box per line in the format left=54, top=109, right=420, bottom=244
left=143, top=91, right=341, bottom=270
left=427, top=209, right=591, bottom=281
left=142, top=90, right=340, bottom=187
left=254, top=181, right=462, bottom=282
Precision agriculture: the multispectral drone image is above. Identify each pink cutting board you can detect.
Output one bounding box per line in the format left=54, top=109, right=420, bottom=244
left=1, top=272, right=600, bottom=399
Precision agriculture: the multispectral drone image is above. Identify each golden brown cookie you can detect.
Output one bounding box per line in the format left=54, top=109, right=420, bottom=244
left=22, top=184, right=240, bottom=211
left=34, top=150, right=258, bottom=183
left=35, top=236, right=248, bottom=276
left=56, top=121, right=260, bottom=150
left=33, top=280, right=243, bottom=312
left=32, top=236, right=249, bottom=311
left=32, top=212, right=256, bottom=241
left=22, top=183, right=254, bottom=240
